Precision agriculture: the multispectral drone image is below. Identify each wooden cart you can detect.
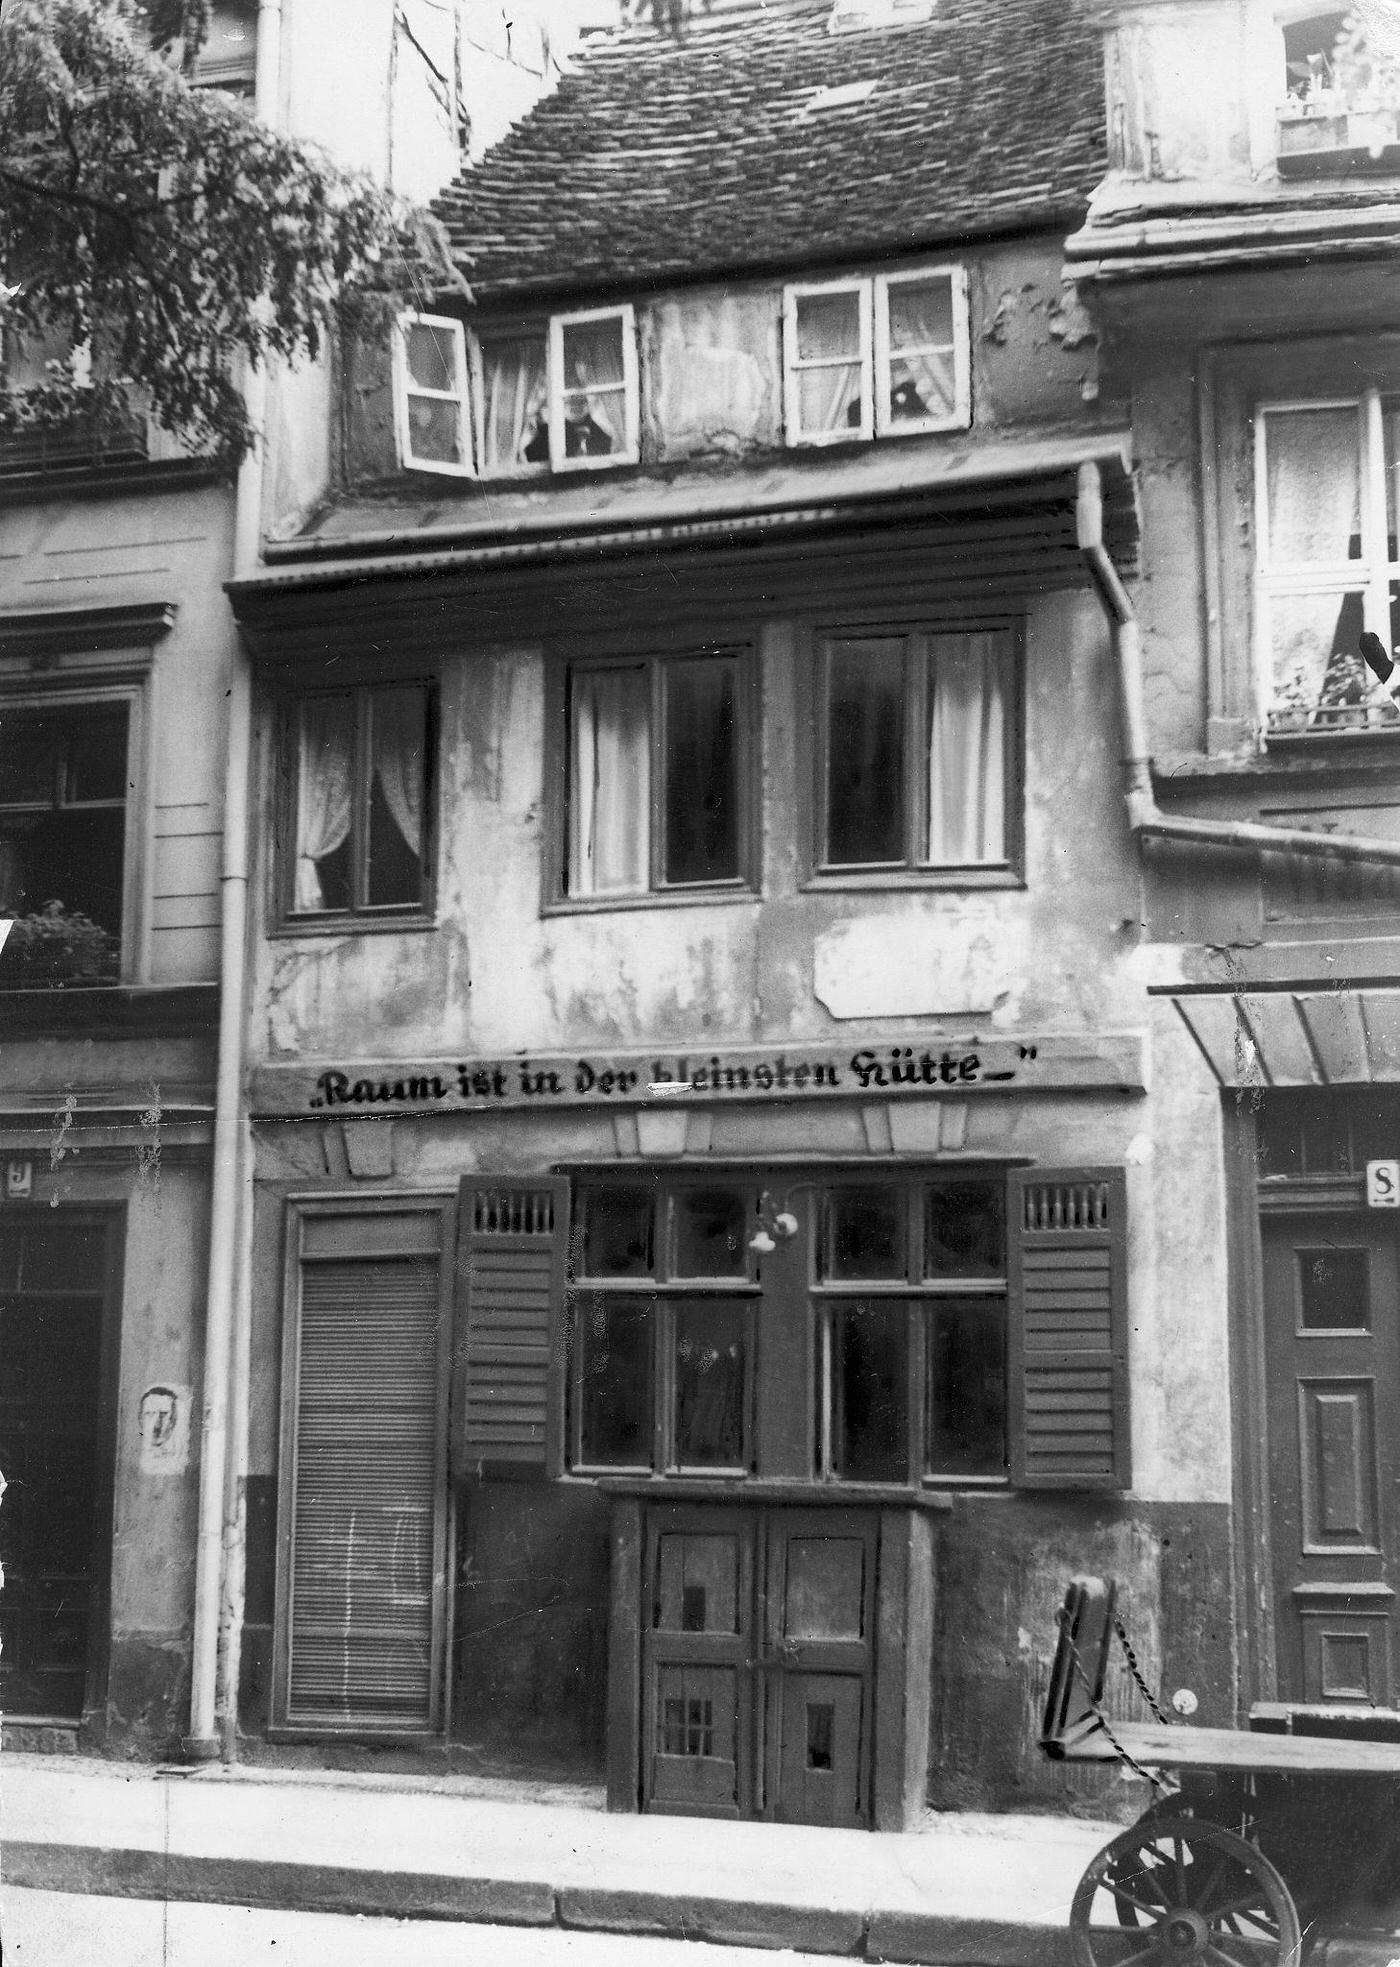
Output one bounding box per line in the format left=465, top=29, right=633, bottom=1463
left=1041, top=1577, right=1400, bottom=1965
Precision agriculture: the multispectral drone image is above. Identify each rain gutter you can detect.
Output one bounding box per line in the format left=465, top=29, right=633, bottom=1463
left=1077, top=460, right=1400, bottom=870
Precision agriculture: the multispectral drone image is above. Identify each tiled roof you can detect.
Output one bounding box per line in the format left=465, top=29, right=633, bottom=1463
left=434, top=0, right=1107, bottom=302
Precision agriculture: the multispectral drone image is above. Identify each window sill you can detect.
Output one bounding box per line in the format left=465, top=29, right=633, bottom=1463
left=267, top=911, right=437, bottom=940
left=541, top=886, right=760, bottom=918
left=1155, top=739, right=1400, bottom=790
left=590, top=1475, right=962, bottom=1508
left=801, top=867, right=1023, bottom=894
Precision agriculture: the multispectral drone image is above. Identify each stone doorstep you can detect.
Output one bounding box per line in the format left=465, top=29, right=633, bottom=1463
left=3, top=1841, right=1076, bottom=1964
left=2, top=1725, right=79, bottom=1755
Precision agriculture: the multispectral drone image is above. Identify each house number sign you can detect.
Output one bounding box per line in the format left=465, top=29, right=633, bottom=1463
left=249, top=1032, right=1146, bottom=1118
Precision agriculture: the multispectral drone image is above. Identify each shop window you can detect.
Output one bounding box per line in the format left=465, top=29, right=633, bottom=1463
left=394, top=305, right=639, bottom=479
left=1255, top=394, right=1400, bottom=735
left=281, top=682, right=434, bottom=926
left=0, top=699, right=129, bottom=986
left=816, top=626, right=1017, bottom=874
left=559, top=648, right=754, bottom=903
left=782, top=267, right=970, bottom=449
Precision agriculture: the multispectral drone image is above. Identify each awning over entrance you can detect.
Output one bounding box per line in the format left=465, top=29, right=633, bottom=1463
left=1174, top=988, right=1400, bottom=1089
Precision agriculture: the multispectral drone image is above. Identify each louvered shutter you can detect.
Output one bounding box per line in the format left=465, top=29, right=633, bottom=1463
left=1008, top=1167, right=1130, bottom=1491
left=276, top=1208, right=449, bottom=1734
left=453, top=1176, right=569, bottom=1476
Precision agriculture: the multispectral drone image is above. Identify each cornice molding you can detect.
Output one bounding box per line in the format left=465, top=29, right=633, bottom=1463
left=0, top=603, right=178, bottom=661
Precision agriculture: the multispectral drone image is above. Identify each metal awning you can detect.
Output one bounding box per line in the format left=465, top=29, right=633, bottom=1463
left=1175, top=988, right=1400, bottom=1088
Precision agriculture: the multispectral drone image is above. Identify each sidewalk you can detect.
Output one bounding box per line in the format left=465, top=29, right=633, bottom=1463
left=1, top=1753, right=1118, bottom=1964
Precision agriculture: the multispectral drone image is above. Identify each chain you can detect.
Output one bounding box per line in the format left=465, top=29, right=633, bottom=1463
left=1057, top=1606, right=1176, bottom=1798
left=1112, top=1609, right=1173, bottom=1727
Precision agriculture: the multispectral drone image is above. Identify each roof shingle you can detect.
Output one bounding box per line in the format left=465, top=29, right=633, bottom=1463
left=434, top=0, right=1108, bottom=303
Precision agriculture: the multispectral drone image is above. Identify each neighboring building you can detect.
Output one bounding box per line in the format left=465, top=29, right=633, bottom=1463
left=1064, top=0, right=1400, bottom=1723
left=223, top=0, right=1239, bottom=1822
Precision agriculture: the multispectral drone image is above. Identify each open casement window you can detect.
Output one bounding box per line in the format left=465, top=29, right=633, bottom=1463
left=561, top=648, right=752, bottom=902
left=273, top=1200, right=454, bottom=1736
left=283, top=682, right=434, bottom=924
left=453, top=1178, right=570, bottom=1476
left=0, top=697, right=131, bottom=986
left=1007, top=1168, right=1130, bottom=1491
left=476, top=305, right=640, bottom=477
left=817, top=627, right=1016, bottom=873
left=784, top=269, right=970, bottom=448
left=393, top=313, right=472, bottom=477
left=568, top=1180, right=761, bottom=1476
left=1255, top=393, right=1400, bottom=735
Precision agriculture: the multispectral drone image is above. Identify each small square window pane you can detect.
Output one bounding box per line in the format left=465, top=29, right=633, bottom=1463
left=1298, top=1248, right=1370, bottom=1329
left=64, top=705, right=129, bottom=804
left=567, top=666, right=650, bottom=897
left=830, top=1301, right=908, bottom=1482
left=578, top=1186, right=654, bottom=1277
left=480, top=334, right=549, bottom=472
left=575, top=1296, right=652, bottom=1466
left=560, top=316, right=626, bottom=457
left=926, top=1298, right=1006, bottom=1476
left=887, top=277, right=954, bottom=352
left=663, top=658, right=738, bottom=885
left=366, top=686, right=427, bottom=907
left=294, top=694, right=356, bottom=913
left=797, top=365, right=863, bottom=438
left=405, top=394, right=464, bottom=467
left=404, top=321, right=457, bottom=395
left=821, top=1186, right=906, bottom=1281
left=796, top=290, right=861, bottom=363
left=673, top=1301, right=747, bottom=1468
left=673, top=1188, right=749, bottom=1278
left=1267, top=590, right=1368, bottom=727
left=1263, top=408, right=1361, bottom=566
left=0, top=711, right=63, bottom=806
left=924, top=1183, right=1004, bottom=1278
left=825, top=639, right=905, bottom=865
left=655, top=1533, right=739, bottom=1633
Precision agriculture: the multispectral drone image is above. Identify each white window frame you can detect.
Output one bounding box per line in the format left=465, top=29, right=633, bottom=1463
left=1253, top=390, right=1398, bottom=732
left=392, top=311, right=473, bottom=479
left=874, top=264, right=971, bottom=437
left=783, top=277, right=874, bottom=449
left=547, top=303, right=640, bottom=474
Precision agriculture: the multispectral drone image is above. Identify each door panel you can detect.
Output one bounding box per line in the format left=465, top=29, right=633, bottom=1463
left=1264, top=1214, right=1400, bottom=1706
left=764, top=1515, right=875, bottom=1827
left=642, top=1511, right=752, bottom=1817
left=777, top=1673, right=866, bottom=1828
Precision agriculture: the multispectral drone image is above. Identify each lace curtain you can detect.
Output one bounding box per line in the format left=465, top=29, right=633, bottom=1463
left=886, top=281, right=956, bottom=422
left=569, top=668, right=650, bottom=895
left=927, top=633, right=1006, bottom=865
left=560, top=319, right=627, bottom=454
left=481, top=337, right=548, bottom=471
left=295, top=698, right=354, bottom=910
left=1264, top=409, right=1364, bottom=711
left=793, top=291, right=862, bottom=436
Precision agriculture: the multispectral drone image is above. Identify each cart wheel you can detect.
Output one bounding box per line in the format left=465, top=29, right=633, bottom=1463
left=1069, top=1817, right=1302, bottom=1966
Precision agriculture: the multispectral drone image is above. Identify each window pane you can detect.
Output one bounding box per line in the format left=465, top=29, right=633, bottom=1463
left=655, top=1533, right=739, bottom=1633
left=926, top=1298, right=1006, bottom=1477
left=404, top=322, right=456, bottom=394
left=830, top=1301, right=908, bottom=1482
left=825, top=639, right=904, bottom=864
left=927, top=633, right=1005, bottom=864
left=578, top=1186, right=654, bottom=1277
left=797, top=364, right=863, bottom=436
left=481, top=333, right=549, bottom=471
left=1267, top=589, right=1368, bottom=727
left=886, top=277, right=955, bottom=423
left=925, top=1183, right=1005, bottom=1278
left=794, top=292, right=864, bottom=435
left=63, top=705, right=129, bottom=804
left=0, top=710, right=64, bottom=805
left=796, top=290, right=861, bottom=363
left=673, top=1301, right=747, bottom=1468
left=560, top=316, right=626, bottom=457
left=821, top=1186, right=906, bottom=1281
left=673, top=1187, right=749, bottom=1278
left=663, top=658, right=738, bottom=885
left=294, top=694, right=355, bottom=912
left=1384, top=399, right=1400, bottom=559
left=575, top=1296, right=651, bottom=1466
left=1263, top=408, right=1361, bottom=566
left=366, top=686, right=427, bottom=908
left=0, top=706, right=127, bottom=978
left=405, top=394, right=464, bottom=467
left=1298, top=1248, right=1370, bottom=1329
left=567, top=666, right=650, bottom=896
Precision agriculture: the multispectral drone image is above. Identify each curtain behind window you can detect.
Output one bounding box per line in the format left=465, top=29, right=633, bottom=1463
left=569, top=667, right=650, bottom=895
left=927, top=633, right=1006, bottom=864
left=793, top=291, right=863, bottom=436
left=561, top=319, right=627, bottom=454
left=1264, top=408, right=1366, bottom=713
left=481, top=336, right=548, bottom=471
left=885, top=279, right=956, bottom=423
left=295, top=697, right=354, bottom=910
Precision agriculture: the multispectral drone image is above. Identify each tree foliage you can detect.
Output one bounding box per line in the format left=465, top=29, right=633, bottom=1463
left=0, top=0, right=465, bottom=465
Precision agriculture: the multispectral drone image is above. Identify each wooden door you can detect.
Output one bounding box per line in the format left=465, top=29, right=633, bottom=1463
left=763, top=1512, right=876, bottom=1828
left=0, top=1223, right=112, bottom=1721
left=642, top=1505, right=755, bottom=1816
left=1263, top=1212, right=1400, bottom=1706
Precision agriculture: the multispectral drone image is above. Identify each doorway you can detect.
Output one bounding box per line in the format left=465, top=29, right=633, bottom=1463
left=0, top=1218, right=118, bottom=1721
left=1262, top=1210, right=1400, bottom=1706
left=640, top=1504, right=877, bottom=1825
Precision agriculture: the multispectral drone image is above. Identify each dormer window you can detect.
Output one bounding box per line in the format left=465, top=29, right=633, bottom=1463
left=393, top=304, right=639, bottom=480
left=782, top=267, right=970, bottom=449
left=1276, top=7, right=1400, bottom=175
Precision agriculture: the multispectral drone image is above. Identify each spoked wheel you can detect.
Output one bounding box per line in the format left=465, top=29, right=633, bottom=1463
left=1069, top=1817, right=1302, bottom=1966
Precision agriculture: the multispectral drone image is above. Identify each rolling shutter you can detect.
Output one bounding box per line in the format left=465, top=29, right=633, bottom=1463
left=276, top=1207, right=450, bottom=1734
left=1008, top=1167, right=1130, bottom=1491
left=453, top=1176, right=569, bottom=1476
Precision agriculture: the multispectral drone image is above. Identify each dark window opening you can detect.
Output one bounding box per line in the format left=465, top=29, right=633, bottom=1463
left=287, top=683, right=432, bottom=920
left=1258, top=1090, right=1400, bottom=1178
left=673, top=1301, right=748, bottom=1469
left=829, top=1301, right=909, bottom=1483
left=0, top=701, right=128, bottom=986
left=806, top=1702, right=835, bottom=1771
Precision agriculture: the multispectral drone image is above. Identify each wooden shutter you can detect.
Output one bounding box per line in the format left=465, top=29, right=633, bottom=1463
left=1008, top=1167, right=1130, bottom=1491
left=275, top=1206, right=450, bottom=1734
left=453, top=1176, right=569, bottom=1475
